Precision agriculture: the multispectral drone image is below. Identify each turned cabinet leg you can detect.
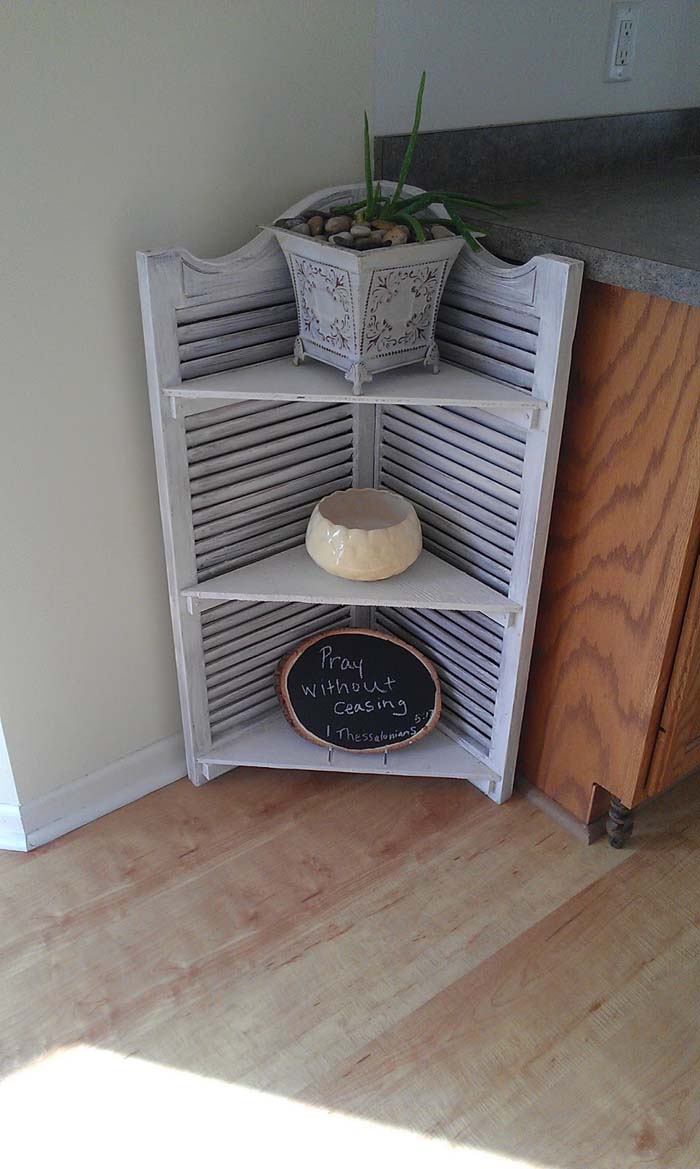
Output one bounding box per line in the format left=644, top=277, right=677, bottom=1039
left=606, top=796, right=635, bottom=848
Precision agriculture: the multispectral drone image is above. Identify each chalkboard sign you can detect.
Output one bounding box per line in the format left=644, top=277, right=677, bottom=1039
left=277, top=627, right=441, bottom=753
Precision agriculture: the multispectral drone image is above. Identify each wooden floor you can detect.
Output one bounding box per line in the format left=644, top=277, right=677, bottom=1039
left=1, top=767, right=699, bottom=1167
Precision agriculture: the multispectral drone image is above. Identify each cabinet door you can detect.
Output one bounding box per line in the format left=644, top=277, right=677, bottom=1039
left=518, top=285, right=700, bottom=821
left=645, top=556, right=700, bottom=798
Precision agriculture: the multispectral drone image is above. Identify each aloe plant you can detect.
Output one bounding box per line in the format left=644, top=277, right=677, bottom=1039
left=331, top=71, right=524, bottom=250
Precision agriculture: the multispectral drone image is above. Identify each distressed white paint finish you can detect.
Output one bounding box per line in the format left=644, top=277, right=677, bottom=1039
left=422, top=246, right=583, bottom=798
left=138, top=253, right=214, bottom=785
left=487, top=255, right=583, bottom=801
left=183, top=546, right=521, bottom=617
left=375, top=607, right=502, bottom=760
left=138, top=184, right=582, bottom=803
left=271, top=225, right=462, bottom=390
left=199, top=711, right=499, bottom=795
left=164, top=355, right=546, bottom=414
left=203, top=602, right=351, bottom=743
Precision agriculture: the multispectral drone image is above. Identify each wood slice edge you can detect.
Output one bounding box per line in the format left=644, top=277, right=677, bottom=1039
left=276, top=625, right=442, bottom=753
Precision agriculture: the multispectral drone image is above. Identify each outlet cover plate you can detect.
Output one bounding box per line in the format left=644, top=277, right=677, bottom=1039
left=606, top=2, right=640, bottom=81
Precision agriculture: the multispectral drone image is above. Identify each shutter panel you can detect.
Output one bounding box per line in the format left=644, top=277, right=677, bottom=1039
left=376, top=606, right=502, bottom=754
left=203, top=601, right=350, bottom=739
left=437, top=286, right=540, bottom=392
left=185, top=399, right=353, bottom=581
left=380, top=403, right=525, bottom=595
left=177, top=289, right=297, bottom=379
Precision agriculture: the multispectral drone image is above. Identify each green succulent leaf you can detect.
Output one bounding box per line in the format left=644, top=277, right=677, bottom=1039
left=363, top=110, right=375, bottom=217
left=386, top=70, right=426, bottom=213
left=335, top=73, right=534, bottom=238
left=445, top=200, right=481, bottom=251
left=432, top=189, right=534, bottom=210
left=329, top=199, right=367, bottom=215
left=393, top=211, right=425, bottom=242
left=390, top=193, right=444, bottom=215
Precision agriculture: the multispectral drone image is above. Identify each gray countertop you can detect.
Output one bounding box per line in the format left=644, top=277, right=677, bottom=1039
left=472, top=158, right=700, bottom=305
left=378, top=112, right=700, bottom=306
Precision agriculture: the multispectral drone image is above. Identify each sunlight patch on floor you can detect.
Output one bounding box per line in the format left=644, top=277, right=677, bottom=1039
left=0, top=1044, right=554, bottom=1168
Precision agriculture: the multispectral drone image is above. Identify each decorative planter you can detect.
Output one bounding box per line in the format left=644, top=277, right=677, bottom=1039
left=268, top=227, right=463, bottom=393
left=305, top=488, right=422, bottom=581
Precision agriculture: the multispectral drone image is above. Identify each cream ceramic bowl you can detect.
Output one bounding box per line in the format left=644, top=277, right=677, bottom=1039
left=306, top=488, right=422, bottom=581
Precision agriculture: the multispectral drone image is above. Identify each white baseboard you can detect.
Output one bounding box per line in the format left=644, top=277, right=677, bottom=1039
left=0, top=803, right=28, bottom=852
left=0, top=734, right=186, bottom=852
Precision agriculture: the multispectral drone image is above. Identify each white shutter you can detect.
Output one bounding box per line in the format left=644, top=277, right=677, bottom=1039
left=185, top=399, right=353, bottom=580
left=138, top=183, right=582, bottom=795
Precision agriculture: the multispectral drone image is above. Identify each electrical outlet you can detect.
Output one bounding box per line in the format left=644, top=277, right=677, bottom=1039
left=606, top=2, right=640, bottom=81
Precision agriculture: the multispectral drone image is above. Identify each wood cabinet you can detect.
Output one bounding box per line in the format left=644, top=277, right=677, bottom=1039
left=519, top=282, right=700, bottom=830
left=646, top=555, right=700, bottom=797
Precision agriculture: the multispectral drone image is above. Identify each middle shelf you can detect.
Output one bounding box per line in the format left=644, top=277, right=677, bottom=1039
left=183, top=544, right=521, bottom=619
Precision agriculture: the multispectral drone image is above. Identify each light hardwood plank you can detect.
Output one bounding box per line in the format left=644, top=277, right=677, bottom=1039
left=1, top=766, right=698, bottom=1168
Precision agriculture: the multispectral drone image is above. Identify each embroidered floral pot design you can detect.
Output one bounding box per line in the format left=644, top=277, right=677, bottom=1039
left=269, top=227, right=463, bottom=394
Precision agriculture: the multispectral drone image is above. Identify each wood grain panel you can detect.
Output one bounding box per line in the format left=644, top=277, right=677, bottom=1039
left=645, top=555, right=700, bottom=796
left=519, top=284, right=700, bottom=820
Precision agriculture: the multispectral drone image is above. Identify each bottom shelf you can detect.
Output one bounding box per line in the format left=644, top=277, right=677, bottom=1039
left=198, top=710, right=500, bottom=795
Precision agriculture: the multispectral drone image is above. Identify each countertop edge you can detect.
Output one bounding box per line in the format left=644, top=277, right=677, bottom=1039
left=479, top=224, right=700, bottom=308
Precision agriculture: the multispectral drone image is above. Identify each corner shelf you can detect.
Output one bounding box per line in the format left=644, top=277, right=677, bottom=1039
left=183, top=546, right=520, bottom=621
left=138, top=182, right=582, bottom=803
left=164, top=356, right=546, bottom=417
left=198, top=710, right=500, bottom=795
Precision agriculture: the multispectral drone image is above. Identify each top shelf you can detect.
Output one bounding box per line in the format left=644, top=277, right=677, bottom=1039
left=164, top=357, right=545, bottom=413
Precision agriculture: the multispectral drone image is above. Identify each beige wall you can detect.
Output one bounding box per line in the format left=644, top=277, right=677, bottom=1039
left=0, top=720, right=18, bottom=806
left=2, top=0, right=697, bottom=813
left=375, top=0, right=700, bottom=132
left=0, top=0, right=375, bottom=802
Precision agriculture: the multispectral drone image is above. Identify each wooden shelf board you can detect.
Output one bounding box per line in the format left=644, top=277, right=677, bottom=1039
left=183, top=546, right=520, bottom=617
left=164, top=356, right=545, bottom=412
left=199, top=710, right=499, bottom=792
